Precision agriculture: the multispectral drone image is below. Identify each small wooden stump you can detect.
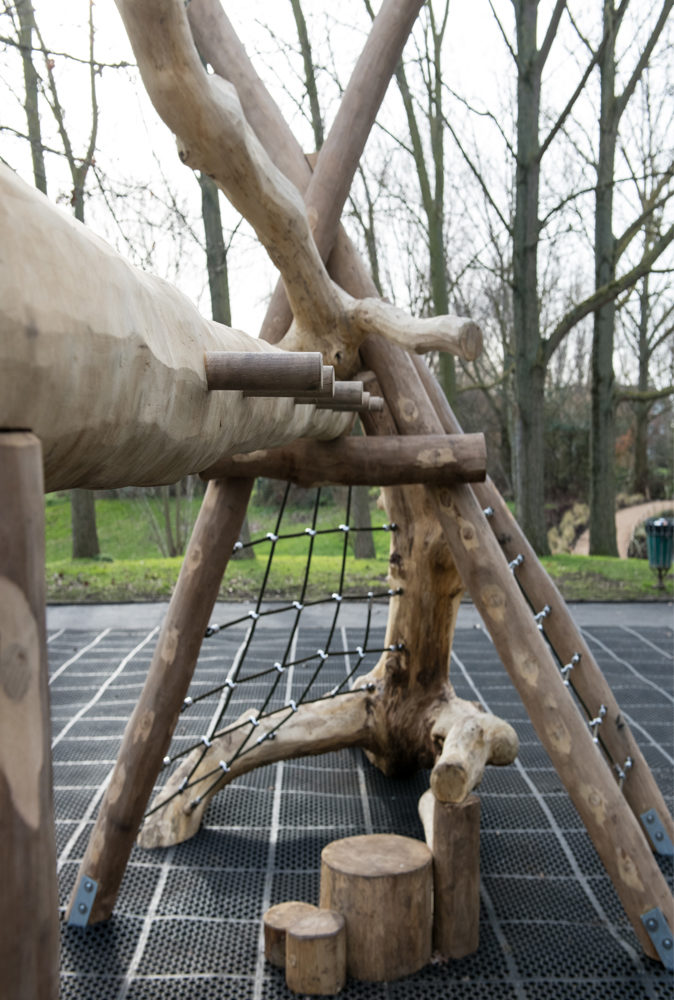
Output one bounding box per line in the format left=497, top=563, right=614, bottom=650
left=285, top=909, right=346, bottom=996
left=320, top=833, right=432, bottom=982
left=263, top=900, right=319, bottom=968
left=419, top=790, right=481, bottom=958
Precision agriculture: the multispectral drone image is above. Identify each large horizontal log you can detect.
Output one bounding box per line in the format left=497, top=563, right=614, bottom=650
left=200, top=434, right=486, bottom=487
left=0, top=166, right=352, bottom=491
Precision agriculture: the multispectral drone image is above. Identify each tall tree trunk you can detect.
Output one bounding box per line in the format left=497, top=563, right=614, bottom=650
left=71, top=488, right=100, bottom=559
left=589, top=0, right=619, bottom=556
left=631, top=276, right=651, bottom=495
left=15, top=0, right=47, bottom=195
left=512, top=0, right=548, bottom=554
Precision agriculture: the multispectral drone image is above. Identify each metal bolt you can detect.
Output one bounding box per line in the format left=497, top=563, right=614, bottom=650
left=655, top=831, right=664, bottom=841
left=646, top=813, right=655, bottom=824
left=78, top=903, right=87, bottom=915
left=84, top=881, right=94, bottom=893
left=662, top=938, right=673, bottom=950
left=646, top=917, right=658, bottom=931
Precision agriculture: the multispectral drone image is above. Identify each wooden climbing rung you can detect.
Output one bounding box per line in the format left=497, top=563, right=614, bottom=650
left=205, top=350, right=325, bottom=393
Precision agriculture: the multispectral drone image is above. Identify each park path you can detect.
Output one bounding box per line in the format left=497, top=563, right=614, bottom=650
left=573, top=500, right=673, bottom=557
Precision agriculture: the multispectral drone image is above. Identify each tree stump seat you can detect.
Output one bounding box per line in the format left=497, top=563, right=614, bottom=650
left=319, top=833, right=433, bottom=982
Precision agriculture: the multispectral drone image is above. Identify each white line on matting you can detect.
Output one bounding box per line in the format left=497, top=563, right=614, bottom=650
left=51, top=628, right=158, bottom=748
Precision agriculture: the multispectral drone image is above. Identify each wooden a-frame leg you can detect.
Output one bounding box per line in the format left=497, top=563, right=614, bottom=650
left=0, top=432, right=59, bottom=999
left=66, top=476, right=253, bottom=924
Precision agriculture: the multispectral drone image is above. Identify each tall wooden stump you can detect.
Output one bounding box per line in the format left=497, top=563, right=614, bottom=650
left=419, top=790, right=481, bottom=958
left=320, top=834, right=432, bottom=982
left=0, top=432, right=59, bottom=999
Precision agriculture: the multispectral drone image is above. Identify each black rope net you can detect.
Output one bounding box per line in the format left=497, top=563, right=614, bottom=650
left=146, top=482, right=402, bottom=820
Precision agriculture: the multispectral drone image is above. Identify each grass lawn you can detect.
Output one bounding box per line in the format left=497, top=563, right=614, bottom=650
left=45, top=493, right=673, bottom=603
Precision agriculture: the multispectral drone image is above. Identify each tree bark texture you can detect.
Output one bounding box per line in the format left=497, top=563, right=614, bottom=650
left=0, top=433, right=59, bottom=1000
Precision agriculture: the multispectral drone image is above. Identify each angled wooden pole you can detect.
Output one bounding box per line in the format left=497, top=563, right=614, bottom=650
left=414, top=354, right=674, bottom=848
left=67, top=476, right=252, bottom=923
left=0, top=432, right=59, bottom=999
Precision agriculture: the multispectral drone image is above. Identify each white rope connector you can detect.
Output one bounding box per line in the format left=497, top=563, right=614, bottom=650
left=534, top=605, right=551, bottom=630
left=332, top=593, right=342, bottom=602
left=560, top=653, right=581, bottom=685
left=339, top=523, right=350, bottom=533
left=266, top=532, right=279, bottom=542
left=249, top=611, right=260, bottom=621
left=287, top=699, right=297, bottom=713
left=615, top=756, right=633, bottom=789
left=293, top=601, right=304, bottom=610
left=249, top=715, right=259, bottom=727
left=162, top=756, right=171, bottom=767
left=305, top=528, right=317, bottom=537
left=225, top=678, right=236, bottom=690
left=317, top=649, right=329, bottom=661
left=183, top=696, right=193, bottom=708
left=274, top=662, right=285, bottom=674
left=232, top=540, right=243, bottom=551
left=508, top=554, right=524, bottom=572
left=179, top=777, right=189, bottom=792
left=356, top=646, right=364, bottom=658
left=383, top=522, right=397, bottom=531
left=201, top=736, right=212, bottom=748
left=483, top=506, right=494, bottom=518
left=218, top=760, right=230, bottom=773
left=589, top=705, right=607, bottom=744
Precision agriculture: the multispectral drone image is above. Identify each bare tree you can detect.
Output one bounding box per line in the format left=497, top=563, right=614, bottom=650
left=2, top=0, right=102, bottom=556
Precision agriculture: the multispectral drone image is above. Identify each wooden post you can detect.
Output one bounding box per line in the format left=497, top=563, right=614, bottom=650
left=0, top=432, right=59, bottom=999
left=419, top=790, right=480, bottom=959
left=320, top=834, right=432, bottom=982
left=264, top=901, right=319, bottom=968
left=66, top=476, right=253, bottom=923
left=285, top=909, right=346, bottom=996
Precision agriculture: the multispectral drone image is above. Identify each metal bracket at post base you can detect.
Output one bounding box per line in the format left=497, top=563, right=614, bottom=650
left=67, top=875, right=98, bottom=927
left=640, top=809, right=674, bottom=856
left=641, top=908, right=674, bottom=970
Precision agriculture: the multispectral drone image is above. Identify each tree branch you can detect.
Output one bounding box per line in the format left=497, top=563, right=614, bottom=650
left=615, top=0, right=674, bottom=122
left=544, top=222, right=674, bottom=363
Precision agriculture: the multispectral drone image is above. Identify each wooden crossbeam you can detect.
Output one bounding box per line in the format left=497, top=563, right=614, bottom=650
left=200, top=433, right=487, bottom=487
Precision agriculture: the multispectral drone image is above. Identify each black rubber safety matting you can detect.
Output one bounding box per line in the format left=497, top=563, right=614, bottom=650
left=48, top=614, right=673, bottom=999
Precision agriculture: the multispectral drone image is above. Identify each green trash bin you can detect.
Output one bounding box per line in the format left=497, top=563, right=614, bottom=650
left=645, top=517, right=673, bottom=589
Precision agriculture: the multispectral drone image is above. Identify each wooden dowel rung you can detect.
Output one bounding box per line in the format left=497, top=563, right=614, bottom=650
left=244, top=366, right=336, bottom=399
left=205, top=351, right=324, bottom=392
